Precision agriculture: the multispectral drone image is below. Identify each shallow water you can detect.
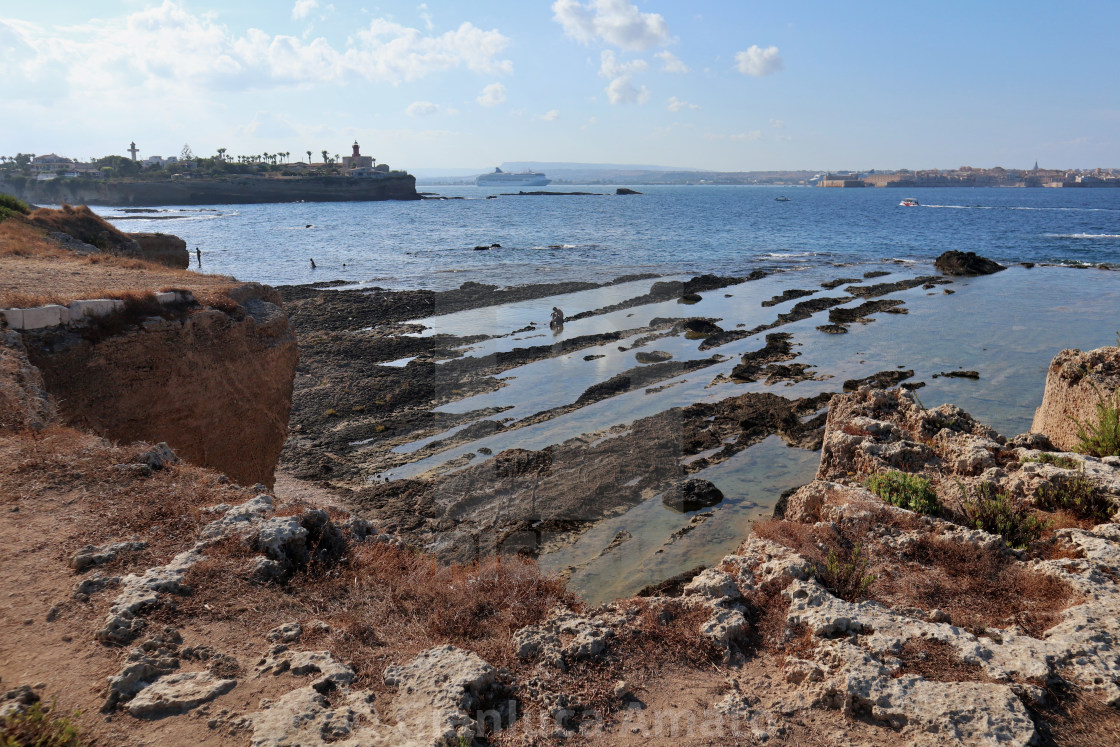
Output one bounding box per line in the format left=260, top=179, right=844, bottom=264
left=368, top=264, right=1119, bottom=600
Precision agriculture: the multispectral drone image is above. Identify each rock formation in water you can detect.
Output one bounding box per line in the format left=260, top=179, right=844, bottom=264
left=934, top=250, right=1006, bottom=275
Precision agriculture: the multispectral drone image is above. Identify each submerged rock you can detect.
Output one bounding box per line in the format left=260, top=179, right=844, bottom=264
left=661, top=478, right=724, bottom=512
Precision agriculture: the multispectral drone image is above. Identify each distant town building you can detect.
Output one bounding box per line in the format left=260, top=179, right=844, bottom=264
left=31, top=154, right=74, bottom=175
left=143, top=155, right=178, bottom=168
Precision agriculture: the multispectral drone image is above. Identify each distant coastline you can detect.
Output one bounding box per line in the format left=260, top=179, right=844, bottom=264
left=0, top=173, right=420, bottom=206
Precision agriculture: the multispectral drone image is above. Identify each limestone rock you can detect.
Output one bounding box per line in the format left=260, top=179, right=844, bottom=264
left=70, top=541, right=147, bottom=572
left=1032, top=346, right=1120, bottom=452
left=250, top=686, right=394, bottom=747
left=384, top=645, right=508, bottom=747
left=257, top=648, right=355, bottom=694
left=126, top=671, right=235, bottom=717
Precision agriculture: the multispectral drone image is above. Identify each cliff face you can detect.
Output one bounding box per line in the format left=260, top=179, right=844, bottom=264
left=21, top=283, right=298, bottom=487
left=1, top=174, right=419, bottom=206
left=1032, top=346, right=1120, bottom=451
left=128, top=232, right=189, bottom=268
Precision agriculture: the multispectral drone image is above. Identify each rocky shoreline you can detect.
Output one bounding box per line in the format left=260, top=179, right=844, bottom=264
left=4, top=214, right=1120, bottom=745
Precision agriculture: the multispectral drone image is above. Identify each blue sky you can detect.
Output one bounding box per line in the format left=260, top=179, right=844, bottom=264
left=2, top=1, right=1118, bottom=172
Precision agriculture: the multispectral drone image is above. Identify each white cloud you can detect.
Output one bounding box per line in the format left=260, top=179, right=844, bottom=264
left=407, top=101, right=441, bottom=116
left=0, top=1, right=514, bottom=106
left=735, top=45, right=782, bottom=77
left=655, top=50, right=688, bottom=73
left=476, top=82, right=506, bottom=107
left=598, top=50, right=646, bottom=78
left=540, top=109, right=560, bottom=121
left=418, top=3, right=434, bottom=31
left=667, top=96, right=699, bottom=112
left=597, top=51, right=648, bottom=105
left=552, top=0, right=669, bottom=50
left=769, top=118, right=785, bottom=129
left=292, top=0, right=319, bottom=21
left=606, top=75, right=648, bottom=105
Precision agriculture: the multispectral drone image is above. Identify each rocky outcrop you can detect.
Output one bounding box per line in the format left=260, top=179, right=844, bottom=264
left=934, top=250, right=1006, bottom=276
left=129, top=233, right=189, bottom=269
left=22, top=283, right=298, bottom=487
left=1032, top=346, right=1120, bottom=452
left=0, top=330, right=56, bottom=432
left=1, top=174, right=420, bottom=206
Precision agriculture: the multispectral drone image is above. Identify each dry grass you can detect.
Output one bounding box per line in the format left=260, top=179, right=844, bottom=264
left=750, top=516, right=1076, bottom=636
left=509, top=596, right=724, bottom=733
left=0, top=426, right=248, bottom=566
left=891, top=637, right=992, bottom=682
left=870, top=534, right=1076, bottom=636
left=168, top=537, right=576, bottom=691
left=1022, top=679, right=1120, bottom=747
left=1, top=213, right=238, bottom=309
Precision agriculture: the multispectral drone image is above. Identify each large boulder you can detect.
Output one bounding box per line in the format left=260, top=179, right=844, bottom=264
left=1032, top=346, right=1120, bottom=452
left=934, top=250, right=1006, bottom=276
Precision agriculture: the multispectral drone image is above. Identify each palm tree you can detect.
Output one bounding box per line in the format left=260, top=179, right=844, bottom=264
left=217, top=147, right=227, bottom=162
left=306, top=150, right=312, bottom=164
left=321, top=149, right=329, bottom=165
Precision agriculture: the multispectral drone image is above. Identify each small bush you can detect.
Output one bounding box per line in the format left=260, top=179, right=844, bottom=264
left=1023, top=452, right=1079, bottom=470
left=0, top=193, right=31, bottom=222
left=958, top=482, right=1049, bottom=549
left=815, top=543, right=876, bottom=602
left=1035, top=472, right=1116, bottom=524
left=1073, top=391, right=1120, bottom=458
left=1, top=701, right=83, bottom=747
left=866, top=471, right=941, bottom=515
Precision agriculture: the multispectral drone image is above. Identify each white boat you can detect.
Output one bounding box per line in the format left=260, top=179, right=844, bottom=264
left=476, top=167, right=551, bottom=187
left=899, top=197, right=920, bottom=207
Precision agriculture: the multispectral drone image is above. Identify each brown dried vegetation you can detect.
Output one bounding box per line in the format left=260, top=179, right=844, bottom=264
left=869, top=535, right=1076, bottom=636
left=891, top=638, right=992, bottom=683
left=1023, top=680, right=1120, bottom=747
left=751, top=516, right=1076, bottom=636
left=172, top=539, right=575, bottom=691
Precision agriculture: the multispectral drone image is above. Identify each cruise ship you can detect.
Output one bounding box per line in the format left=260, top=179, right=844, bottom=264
left=476, top=167, right=551, bottom=187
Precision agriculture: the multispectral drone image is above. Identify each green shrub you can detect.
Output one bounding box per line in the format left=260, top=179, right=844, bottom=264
left=958, top=482, right=1048, bottom=549
left=1034, top=472, right=1116, bottom=523
left=1022, top=452, right=1079, bottom=470
left=866, top=471, right=941, bottom=515
left=1073, top=390, right=1120, bottom=458
left=1, top=701, right=83, bottom=747
left=0, top=193, right=30, bottom=222
left=815, top=543, right=876, bottom=602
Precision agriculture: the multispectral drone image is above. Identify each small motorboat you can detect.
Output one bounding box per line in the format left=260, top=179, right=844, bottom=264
left=899, top=197, right=920, bottom=207
left=775, top=195, right=791, bottom=202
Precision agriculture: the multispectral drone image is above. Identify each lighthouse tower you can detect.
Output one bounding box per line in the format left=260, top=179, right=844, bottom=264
left=342, top=141, right=373, bottom=170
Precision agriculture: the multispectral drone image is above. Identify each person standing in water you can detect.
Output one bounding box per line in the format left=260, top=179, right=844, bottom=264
left=550, top=307, right=564, bottom=328
left=195, top=248, right=201, bottom=267
left=310, top=258, right=316, bottom=269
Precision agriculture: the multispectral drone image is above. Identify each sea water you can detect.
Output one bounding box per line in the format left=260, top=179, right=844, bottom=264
left=97, top=186, right=1120, bottom=290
